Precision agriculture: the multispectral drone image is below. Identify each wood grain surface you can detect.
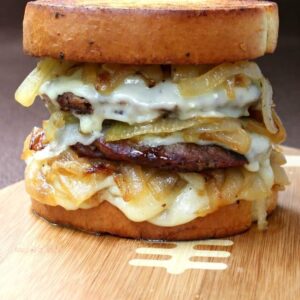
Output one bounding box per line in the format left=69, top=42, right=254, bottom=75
left=0, top=147, right=299, bottom=300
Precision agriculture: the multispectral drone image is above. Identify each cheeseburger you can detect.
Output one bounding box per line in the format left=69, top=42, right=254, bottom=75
left=16, top=0, right=289, bottom=240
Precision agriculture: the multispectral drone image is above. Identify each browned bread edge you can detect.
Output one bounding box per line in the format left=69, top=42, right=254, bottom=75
left=31, top=190, right=277, bottom=241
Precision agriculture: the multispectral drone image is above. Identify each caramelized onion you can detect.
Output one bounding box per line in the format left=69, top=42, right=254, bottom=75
left=270, top=149, right=289, bottom=187
left=205, top=168, right=244, bottom=212
left=25, top=150, right=114, bottom=210
left=82, top=63, right=100, bottom=86
left=270, top=148, right=287, bottom=165
left=42, top=112, right=77, bottom=143
left=221, top=169, right=244, bottom=202
left=116, top=165, right=183, bottom=204
left=224, top=78, right=236, bottom=100
left=178, top=61, right=262, bottom=98
left=43, top=111, right=66, bottom=143
left=205, top=175, right=222, bottom=209
left=97, top=64, right=164, bottom=94
left=261, top=78, right=278, bottom=134
left=182, top=126, right=251, bottom=154
left=114, top=165, right=185, bottom=221
left=239, top=171, right=269, bottom=200
left=272, top=164, right=290, bottom=187
left=105, top=117, right=251, bottom=154
left=138, top=65, right=164, bottom=87
left=200, top=131, right=251, bottom=154
left=15, top=58, right=74, bottom=107
left=105, top=118, right=199, bottom=142
left=242, top=111, right=286, bottom=144
left=171, top=65, right=212, bottom=82
left=105, top=117, right=242, bottom=142
left=97, top=64, right=137, bottom=94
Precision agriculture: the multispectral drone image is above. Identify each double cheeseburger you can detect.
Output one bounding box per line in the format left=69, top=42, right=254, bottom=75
left=16, top=0, right=289, bottom=240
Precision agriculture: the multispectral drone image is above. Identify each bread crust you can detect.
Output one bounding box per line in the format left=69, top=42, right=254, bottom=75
left=23, top=0, right=278, bottom=64
left=31, top=190, right=277, bottom=241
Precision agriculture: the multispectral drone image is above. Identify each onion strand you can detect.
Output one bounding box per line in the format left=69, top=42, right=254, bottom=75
left=261, top=77, right=278, bottom=134
left=15, top=58, right=74, bottom=107
left=105, top=117, right=242, bottom=142
left=178, top=61, right=262, bottom=98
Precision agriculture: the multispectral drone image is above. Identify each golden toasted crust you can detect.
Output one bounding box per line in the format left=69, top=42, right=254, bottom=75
left=31, top=190, right=277, bottom=241
left=23, top=0, right=278, bottom=64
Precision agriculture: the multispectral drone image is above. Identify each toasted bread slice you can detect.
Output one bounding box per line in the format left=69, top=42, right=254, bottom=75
left=31, top=190, right=277, bottom=241
left=23, top=0, right=278, bottom=64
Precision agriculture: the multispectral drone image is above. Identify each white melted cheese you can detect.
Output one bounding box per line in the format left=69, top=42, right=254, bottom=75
left=40, top=72, right=260, bottom=133
left=251, top=158, right=274, bottom=229
left=32, top=123, right=102, bottom=162
left=26, top=154, right=275, bottom=227
left=107, top=158, right=274, bottom=227
left=244, top=133, right=271, bottom=172
left=149, top=184, right=209, bottom=226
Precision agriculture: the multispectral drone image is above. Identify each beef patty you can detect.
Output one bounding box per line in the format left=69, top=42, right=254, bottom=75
left=72, top=138, right=247, bottom=173
left=57, top=93, right=93, bottom=114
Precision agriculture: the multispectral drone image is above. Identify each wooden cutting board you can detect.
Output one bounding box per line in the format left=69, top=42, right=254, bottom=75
left=0, top=147, right=299, bottom=300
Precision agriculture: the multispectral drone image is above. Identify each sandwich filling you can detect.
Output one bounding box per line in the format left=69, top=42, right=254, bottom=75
left=16, top=59, right=289, bottom=228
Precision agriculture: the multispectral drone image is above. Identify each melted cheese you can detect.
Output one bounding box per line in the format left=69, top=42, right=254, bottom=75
left=31, top=123, right=103, bottom=162
left=40, top=72, right=260, bottom=133
left=25, top=153, right=275, bottom=227
left=109, top=158, right=274, bottom=227
left=150, top=184, right=209, bottom=226
left=244, top=133, right=271, bottom=171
